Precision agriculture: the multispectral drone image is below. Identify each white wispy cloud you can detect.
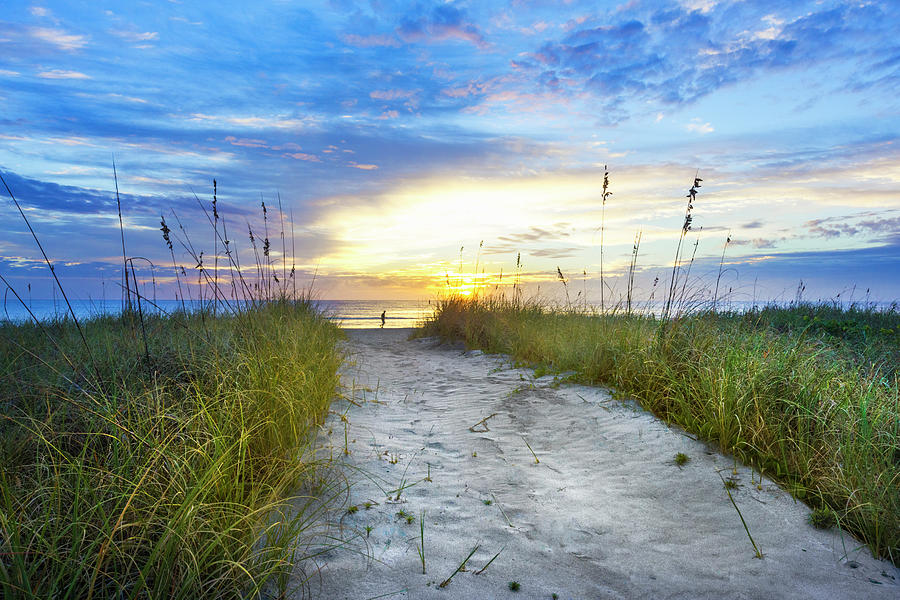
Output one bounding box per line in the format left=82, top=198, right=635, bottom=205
left=686, top=119, right=714, bottom=134
left=29, top=27, right=88, bottom=51
left=75, top=92, right=149, bottom=104
left=110, top=29, right=159, bottom=43
left=185, top=113, right=313, bottom=130
left=370, top=89, right=418, bottom=101
left=37, top=69, right=91, bottom=79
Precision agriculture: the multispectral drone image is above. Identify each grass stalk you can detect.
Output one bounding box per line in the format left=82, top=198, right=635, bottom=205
left=719, top=473, right=763, bottom=559
left=417, top=510, right=426, bottom=574
left=599, top=165, right=611, bottom=313
left=521, top=435, right=540, bottom=464
left=713, top=231, right=731, bottom=311
left=475, top=547, right=503, bottom=575
left=438, top=544, right=479, bottom=588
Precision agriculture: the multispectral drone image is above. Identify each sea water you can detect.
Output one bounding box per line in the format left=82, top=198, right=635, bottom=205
left=0, top=298, right=434, bottom=329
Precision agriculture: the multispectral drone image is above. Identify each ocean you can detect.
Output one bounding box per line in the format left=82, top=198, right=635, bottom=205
left=4, top=297, right=891, bottom=328
left=0, top=298, right=435, bottom=329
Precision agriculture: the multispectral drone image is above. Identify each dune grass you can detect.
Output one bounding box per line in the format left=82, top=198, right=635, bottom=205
left=421, top=295, right=899, bottom=565
left=0, top=300, right=344, bottom=599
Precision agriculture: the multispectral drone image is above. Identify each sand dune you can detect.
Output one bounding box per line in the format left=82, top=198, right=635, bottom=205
left=301, top=329, right=898, bottom=599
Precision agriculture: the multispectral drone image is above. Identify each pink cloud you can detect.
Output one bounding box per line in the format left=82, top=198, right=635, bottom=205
left=284, top=152, right=321, bottom=162
left=441, top=81, right=488, bottom=98
left=396, top=5, right=487, bottom=49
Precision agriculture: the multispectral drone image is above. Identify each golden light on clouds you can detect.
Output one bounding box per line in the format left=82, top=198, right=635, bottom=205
left=303, top=157, right=900, bottom=299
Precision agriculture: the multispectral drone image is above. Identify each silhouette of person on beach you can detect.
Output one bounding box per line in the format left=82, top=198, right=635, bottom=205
left=380, top=310, right=386, bottom=328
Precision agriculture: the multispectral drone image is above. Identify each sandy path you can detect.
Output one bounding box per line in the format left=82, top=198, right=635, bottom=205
left=301, top=329, right=898, bottom=599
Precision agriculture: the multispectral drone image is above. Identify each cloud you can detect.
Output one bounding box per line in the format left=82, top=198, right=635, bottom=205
left=349, top=163, right=378, bottom=170
left=224, top=136, right=269, bottom=148
left=340, top=33, right=400, bottom=47
left=497, top=226, right=571, bottom=244
left=686, top=119, right=714, bottom=134
left=110, top=29, right=159, bottom=44
left=284, top=152, right=321, bottom=162
left=712, top=245, right=900, bottom=301
left=0, top=169, right=134, bottom=216
left=509, top=2, right=898, bottom=122
left=805, top=213, right=900, bottom=243
left=397, top=4, right=487, bottom=48
left=184, top=113, right=313, bottom=130
left=370, top=89, right=417, bottom=101
left=37, top=69, right=91, bottom=79
left=529, top=247, right=580, bottom=259
left=729, top=237, right=784, bottom=249
left=29, top=27, right=87, bottom=51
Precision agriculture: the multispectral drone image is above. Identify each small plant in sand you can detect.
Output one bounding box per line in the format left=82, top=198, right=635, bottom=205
left=508, top=581, right=521, bottom=591
left=674, top=452, right=690, bottom=466
left=809, top=507, right=836, bottom=530
left=475, top=547, right=503, bottom=575
left=719, top=473, right=763, bottom=559
left=723, top=478, right=739, bottom=490
left=365, top=525, right=373, bottom=537
left=522, top=436, right=540, bottom=464
left=346, top=505, right=359, bottom=514
left=417, top=510, right=426, bottom=574
left=483, top=499, right=493, bottom=506
left=439, top=545, right=480, bottom=588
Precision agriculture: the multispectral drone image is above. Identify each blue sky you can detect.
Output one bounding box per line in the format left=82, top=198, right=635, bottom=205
left=1, top=0, right=898, bottom=303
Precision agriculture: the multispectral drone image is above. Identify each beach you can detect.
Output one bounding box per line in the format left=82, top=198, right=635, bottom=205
left=301, top=328, right=899, bottom=599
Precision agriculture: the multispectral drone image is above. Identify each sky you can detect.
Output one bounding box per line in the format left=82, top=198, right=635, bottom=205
left=1, top=0, right=899, bottom=305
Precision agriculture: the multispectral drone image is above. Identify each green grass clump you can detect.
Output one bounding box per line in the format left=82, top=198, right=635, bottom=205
left=508, top=580, right=521, bottom=591
left=421, top=296, right=900, bottom=565
left=809, top=507, right=836, bottom=530
left=0, top=300, right=344, bottom=598
left=674, top=452, right=690, bottom=466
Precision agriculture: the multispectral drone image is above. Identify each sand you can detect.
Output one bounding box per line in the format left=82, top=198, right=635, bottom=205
left=297, top=328, right=899, bottom=599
